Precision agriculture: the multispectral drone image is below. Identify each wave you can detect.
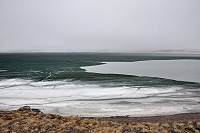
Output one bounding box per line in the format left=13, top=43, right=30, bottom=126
left=0, top=70, right=7, bottom=72
left=0, top=78, right=199, bottom=116
left=0, top=79, right=179, bottom=96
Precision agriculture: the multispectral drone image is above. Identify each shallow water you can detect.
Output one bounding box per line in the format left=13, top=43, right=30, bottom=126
left=83, top=60, right=200, bottom=83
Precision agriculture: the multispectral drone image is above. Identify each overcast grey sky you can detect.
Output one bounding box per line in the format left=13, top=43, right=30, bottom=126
left=0, top=0, right=200, bottom=52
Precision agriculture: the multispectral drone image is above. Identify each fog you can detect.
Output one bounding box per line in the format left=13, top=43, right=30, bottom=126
left=0, top=0, right=200, bottom=52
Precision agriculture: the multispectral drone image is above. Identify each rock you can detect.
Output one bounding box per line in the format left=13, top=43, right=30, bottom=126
left=18, top=106, right=41, bottom=113
left=31, top=108, right=41, bottom=113
left=18, top=106, right=32, bottom=112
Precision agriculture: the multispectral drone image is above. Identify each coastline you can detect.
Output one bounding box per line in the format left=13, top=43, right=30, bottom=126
left=1, top=106, right=200, bottom=132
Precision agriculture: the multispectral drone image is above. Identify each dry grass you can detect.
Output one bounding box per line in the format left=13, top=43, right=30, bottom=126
left=0, top=106, right=200, bottom=133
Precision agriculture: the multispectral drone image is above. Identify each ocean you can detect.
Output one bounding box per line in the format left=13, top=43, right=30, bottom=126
left=0, top=53, right=200, bottom=116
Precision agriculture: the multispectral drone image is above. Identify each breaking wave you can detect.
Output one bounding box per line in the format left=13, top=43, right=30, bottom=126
left=0, top=78, right=199, bottom=116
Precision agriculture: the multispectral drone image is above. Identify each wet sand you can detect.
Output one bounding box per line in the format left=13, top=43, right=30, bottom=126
left=0, top=106, right=200, bottom=133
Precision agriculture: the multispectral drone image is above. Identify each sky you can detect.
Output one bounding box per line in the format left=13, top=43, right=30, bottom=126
left=0, top=0, right=200, bottom=52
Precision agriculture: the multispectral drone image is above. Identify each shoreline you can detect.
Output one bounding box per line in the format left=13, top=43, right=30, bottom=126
left=1, top=106, right=200, bottom=132
left=96, top=113, right=200, bottom=123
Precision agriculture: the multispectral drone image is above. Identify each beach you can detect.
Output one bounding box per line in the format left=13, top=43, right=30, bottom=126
left=1, top=106, right=200, bottom=133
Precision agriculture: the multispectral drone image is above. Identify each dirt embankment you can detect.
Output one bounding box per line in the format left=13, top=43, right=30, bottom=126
left=0, top=106, right=200, bottom=133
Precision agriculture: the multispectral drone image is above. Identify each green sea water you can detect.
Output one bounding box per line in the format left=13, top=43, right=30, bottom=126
left=0, top=53, right=200, bottom=116
left=1, top=52, right=200, bottom=87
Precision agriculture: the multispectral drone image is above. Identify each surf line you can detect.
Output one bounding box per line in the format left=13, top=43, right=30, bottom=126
left=68, top=68, right=74, bottom=72
left=46, top=72, right=52, bottom=79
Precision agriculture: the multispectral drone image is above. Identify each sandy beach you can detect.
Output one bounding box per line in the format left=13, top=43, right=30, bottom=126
left=1, top=106, right=200, bottom=133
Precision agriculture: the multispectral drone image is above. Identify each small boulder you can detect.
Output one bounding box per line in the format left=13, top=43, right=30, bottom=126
left=18, top=106, right=41, bottom=113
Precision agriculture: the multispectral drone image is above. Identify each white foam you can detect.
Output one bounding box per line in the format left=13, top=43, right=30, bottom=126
left=0, top=78, right=199, bottom=116
left=0, top=78, right=32, bottom=86
left=30, top=80, right=64, bottom=86
left=0, top=99, right=48, bottom=106
left=135, top=87, right=182, bottom=94
left=0, top=70, right=7, bottom=72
